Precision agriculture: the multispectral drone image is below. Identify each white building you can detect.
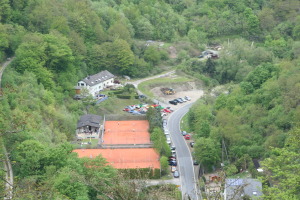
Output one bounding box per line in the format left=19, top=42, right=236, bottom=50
left=76, top=70, right=115, bottom=96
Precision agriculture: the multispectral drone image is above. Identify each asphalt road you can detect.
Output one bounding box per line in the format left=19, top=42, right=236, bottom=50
left=168, top=103, right=201, bottom=200
left=130, top=70, right=202, bottom=199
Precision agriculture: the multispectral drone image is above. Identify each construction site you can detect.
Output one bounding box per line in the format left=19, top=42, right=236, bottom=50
left=160, top=87, right=175, bottom=95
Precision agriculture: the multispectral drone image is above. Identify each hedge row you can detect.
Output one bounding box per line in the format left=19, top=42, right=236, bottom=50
left=116, top=94, right=139, bottom=99
left=119, top=168, right=160, bottom=179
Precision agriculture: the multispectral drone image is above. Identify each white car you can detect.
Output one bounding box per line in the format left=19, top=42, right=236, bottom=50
left=167, top=138, right=172, bottom=145
left=173, top=170, right=180, bottom=178
left=185, top=96, right=191, bottom=101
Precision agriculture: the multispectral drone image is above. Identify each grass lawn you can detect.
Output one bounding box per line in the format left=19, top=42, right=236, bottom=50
left=94, top=95, right=142, bottom=115
left=138, top=76, right=193, bottom=98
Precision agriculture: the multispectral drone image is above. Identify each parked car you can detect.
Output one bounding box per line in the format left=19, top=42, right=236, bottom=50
left=169, top=160, right=177, bottom=166
left=184, top=134, right=191, bottom=140
left=172, top=152, right=176, bottom=156
left=179, top=97, right=187, bottom=102
left=176, top=98, right=183, bottom=103
left=168, top=156, right=176, bottom=160
left=163, top=121, right=167, bottom=127
left=173, top=170, right=180, bottom=178
left=190, top=142, right=195, bottom=148
left=163, top=108, right=173, bottom=113
left=171, top=166, right=177, bottom=173
left=171, top=145, right=176, bottom=150
left=193, top=160, right=199, bottom=165
left=164, top=130, right=169, bottom=135
left=181, top=131, right=187, bottom=136
left=185, top=96, right=191, bottom=101
left=167, top=140, right=171, bottom=145
left=169, top=100, right=177, bottom=105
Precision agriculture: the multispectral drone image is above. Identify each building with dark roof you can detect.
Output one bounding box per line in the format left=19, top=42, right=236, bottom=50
left=224, top=178, right=263, bottom=200
left=76, top=70, right=115, bottom=96
left=76, top=114, right=103, bottom=139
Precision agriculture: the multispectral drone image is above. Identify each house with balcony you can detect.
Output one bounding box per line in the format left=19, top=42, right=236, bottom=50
left=76, top=114, right=103, bottom=140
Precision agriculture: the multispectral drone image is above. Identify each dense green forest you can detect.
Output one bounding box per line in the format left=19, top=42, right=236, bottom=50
left=0, top=0, right=299, bottom=199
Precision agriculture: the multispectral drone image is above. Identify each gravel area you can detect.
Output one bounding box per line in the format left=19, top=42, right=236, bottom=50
left=151, top=87, right=204, bottom=109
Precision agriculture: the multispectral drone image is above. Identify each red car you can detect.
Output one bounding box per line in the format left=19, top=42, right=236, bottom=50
left=184, top=134, right=191, bottom=140
left=163, top=109, right=172, bottom=113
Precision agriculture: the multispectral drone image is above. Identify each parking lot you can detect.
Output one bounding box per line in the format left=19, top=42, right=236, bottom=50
left=150, top=86, right=204, bottom=109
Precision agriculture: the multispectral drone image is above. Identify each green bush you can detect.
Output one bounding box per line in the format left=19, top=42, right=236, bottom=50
left=119, top=168, right=160, bottom=179
left=116, top=94, right=139, bottom=99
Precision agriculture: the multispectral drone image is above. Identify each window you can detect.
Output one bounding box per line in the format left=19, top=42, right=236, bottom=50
left=81, top=83, right=84, bottom=86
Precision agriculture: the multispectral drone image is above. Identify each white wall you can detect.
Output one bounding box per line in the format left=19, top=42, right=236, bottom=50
left=77, top=78, right=114, bottom=96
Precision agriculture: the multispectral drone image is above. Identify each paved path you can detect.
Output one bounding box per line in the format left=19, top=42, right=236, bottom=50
left=144, top=178, right=181, bottom=186
left=0, top=58, right=14, bottom=88
left=127, top=70, right=175, bottom=108
left=0, top=57, right=14, bottom=200
left=3, top=146, right=13, bottom=200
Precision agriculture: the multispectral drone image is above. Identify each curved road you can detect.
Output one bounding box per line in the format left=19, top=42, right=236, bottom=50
left=130, top=70, right=201, bottom=200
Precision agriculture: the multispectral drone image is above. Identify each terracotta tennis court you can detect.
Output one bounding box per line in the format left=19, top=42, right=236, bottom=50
left=73, top=148, right=160, bottom=169
left=103, top=120, right=150, bottom=144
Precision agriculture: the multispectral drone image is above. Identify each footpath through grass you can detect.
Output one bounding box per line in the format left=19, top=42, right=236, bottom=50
left=138, top=77, right=193, bottom=98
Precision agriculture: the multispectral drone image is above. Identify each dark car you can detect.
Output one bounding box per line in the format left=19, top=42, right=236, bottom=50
left=193, top=160, right=199, bottom=165
left=169, top=161, right=177, bottom=166
left=190, top=142, right=195, bottom=148
left=169, top=100, right=178, bottom=105
left=171, top=145, right=176, bottom=150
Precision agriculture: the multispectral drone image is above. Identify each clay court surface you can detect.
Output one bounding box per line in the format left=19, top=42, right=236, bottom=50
left=73, top=148, right=160, bottom=169
left=103, top=120, right=150, bottom=144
